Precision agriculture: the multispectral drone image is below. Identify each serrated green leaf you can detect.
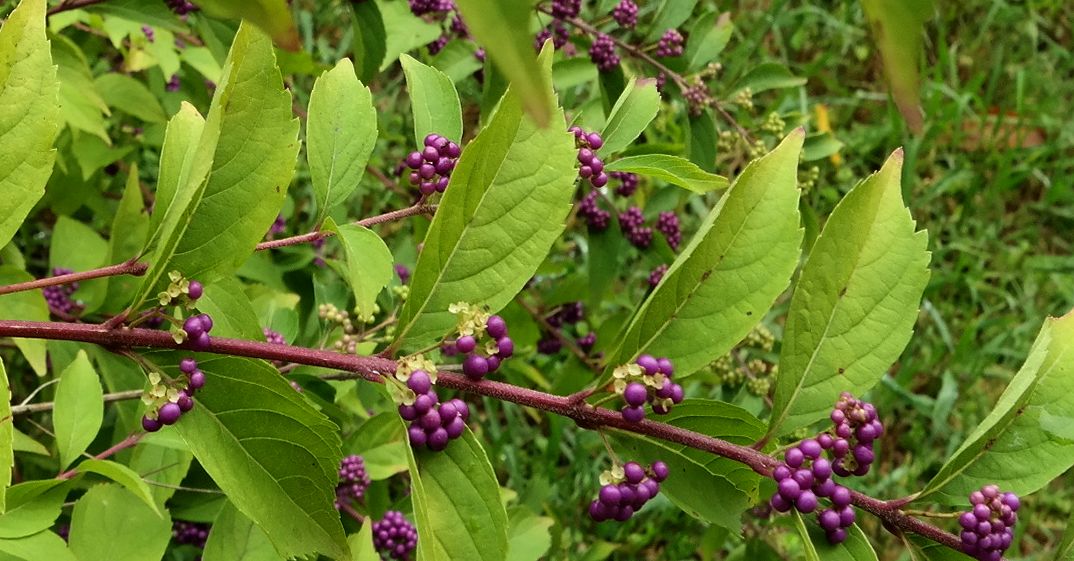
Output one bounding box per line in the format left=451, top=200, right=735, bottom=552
left=325, top=221, right=394, bottom=320
left=197, top=277, right=264, bottom=340
left=605, top=154, right=728, bottom=194
left=402, top=425, right=508, bottom=561
left=134, top=23, right=299, bottom=311
left=10, top=429, right=49, bottom=456
left=49, top=216, right=109, bottom=314
left=401, top=54, right=462, bottom=146
left=0, top=359, right=10, bottom=514
left=802, top=132, right=844, bottom=162
left=916, top=310, right=1074, bottom=504
left=605, top=132, right=803, bottom=378
left=768, top=150, right=930, bottom=438
left=127, top=441, right=193, bottom=508
left=103, top=166, right=149, bottom=312
left=903, top=534, right=974, bottom=561
left=505, top=507, right=553, bottom=561
left=93, top=73, right=166, bottom=123
left=74, top=459, right=160, bottom=516
left=350, top=1, right=386, bottom=83
left=792, top=512, right=878, bottom=561
left=599, top=77, right=661, bottom=155
left=685, top=11, right=733, bottom=72
left=347, top=413, right=409, bottom=480
left=614, top=400, right=765, bottom=532
left=145, top=102, right=205, bottom=249
left=0, top=481, right=68, bottom=539
left=173, top=356, right=348, bottom=560
left=393, top=48, right=576, bottom=352
left=734, top=62, right=807, bottom=94
left=454, top=0, right=552, bottom=127
left=860, top=0, right=930, bottom=134
left=54, top=351, right=103, bottom=470
left=0, top=267, right=48, bottom=377
left=51, top=35, right=110, bottom=143
left=69, top=484, right=171, bottom=561
left=0, top=529, right=76, bottom=561
left=646, top=0, right=698, bottom=41
left=0, top=0, right=60, bottom=249
left=195, top=0, right=300, bottom=51
left=203, top=501, right=285, bottom=561
left=308, top=59, right=377, bottom=224
left=349, top=523, right=379, bottom=561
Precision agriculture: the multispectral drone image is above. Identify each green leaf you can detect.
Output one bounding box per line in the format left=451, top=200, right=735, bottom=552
left=430, top=41, right=483, bottom=83
left=903, top=535, right=974, bottom=561
left=916, top=310, right=1074, bottom=504
left=173, top=356, right=348, bottom=560
left=68, top=484, right=171, bottom=561
left=400, top=54, right=463, bottom=145
left=349, top=524, right=379, bottom=561
left=49, top=216, right=109, bottom=314
left=685, top=11, right=733, bottom=72
left=103, top=167, right=149, bottom=311
left=308, top=59, right=377, bottom=224
left=791, top=512, right=878, bottom=561
left=0, top=530, right=76, bottom=561
left=127, top=441, right=193, bottom=508
left=134, top=23, right=299, bottom=311
left=325, top=221, right=394, bottom=321
left=453, top=0, right=552, bottom=127
left=145, top=102, right=205, bottom=249
left=52, top=35, right=110, bottom=143
left=393, top=48, right=576, bottom=351
left=197, top=277, right=264, bottom=340
left=195, top=0, right=300, bottom=51
left=402, top=426, right=508, bottom=561
left=686, top=108, right=717, bottom=172
left=646, top=0, right=698, bottom=41
left=93, top=73, right=166, bottom=123
left=0, top=359, right=10, bottom=514
left=0, top=481, right=68, bottom=539
left=614, top=400, right=766, bottom=532
left=376, top=0, right=441, bottom=71
left=0, top=0, right=60, bottom=249
left=0, top=268, right=47, bottom=376
left=53, top=351, right=103, bottom=470
left=203, top=501, right=285, bottom=561
left=860, top=0, right=930, bottom=134
left=83, top=0, right=185, bottom=31
left=605, top=132, right=803, bottom=378
left=505, top=507, right=553, bottom=561
left=350, top=1, right=386, bottom=83
left=348, top=413, right=409, bottom=480
left=735, top=62, right=807, bottom=94
left=768, top=150, right=930, bottom=438
left=73, top=459, right=160, bottom=517
left=599, top=77, right=661, bottom=155
left=802, top=132, right=844, bottom=162
left=605, top=154, right=729, bottom=194
left=11, top=429, right=49, bottom=456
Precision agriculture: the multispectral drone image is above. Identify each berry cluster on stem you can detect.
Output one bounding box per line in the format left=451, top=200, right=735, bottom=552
left=770, top=438, right=856, bottom=543
left=334, top=454, right=371, bottom=509
left=611, top=0, right=637, bottom=28
left=826, top=392, right=884, bottom=476
left=404, top=133, right=461, bottom=195
left=43, top=267, right=82, bottom=316
left=611, top=171, right=638, bottom=197
left=577, top=190, right=611, bottom=230
left=372, top=511, right=418, bottom=561
left=588, top=460, right=669, bottom=522
left=141, top=356, right=205, bottom=432
left=959, top=485, right=1019, bottom=561
left=615, top=354, right=684, bottom=422
left=618, top=206, right=653, bottom=249
left=569, top=126, right=608, bottom=187
left=655, top=29, right=685, bottom=58
left=171, top=520, right=209, bottom=549
left=396, top=362, right=470, bottom=451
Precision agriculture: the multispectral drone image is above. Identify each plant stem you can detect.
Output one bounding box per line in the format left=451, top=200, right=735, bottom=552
left=10, top=389, right=144, bottom=416
left=58, top=431, right=144, bottom=479
left=254, top=203, right=436, bottom=250
left=0, top=318, right=965, bottom=553
left=46, top=0, right=108, bottom=16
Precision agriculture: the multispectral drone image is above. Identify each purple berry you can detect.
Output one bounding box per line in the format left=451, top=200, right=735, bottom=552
left=497, top=337, right=514, bottom=357
left=612, top=0, right=637, bottom=28
left=180, top=358, right=197, bottom=374
left=451, top=399, right=469, bottom=421
left=621, top=405, right=645, bottom=423
left=142, top=416, right=162, bottom=432
left=819, top=509, right=840, bottom=531
left=831, top=486, right=851, bottom=508
left=183, top=316, right=203, bottom=336
left=599, top=485, right=621, bottom=505
left=407, top=370, right=432, bottom=394
left=455, top=336, right=476, bottom=353
left=486, top=315, right=507, bottom=339
left=177, top=393, right=194, bottom=412
left=408, top=425, right=427, bottom=447
left=158, top=403, right=182, bottom=425
left=636, top=354, right=659, bottom=375
left=188, top=371, right=206, bottom=389
left=650, top=461, right=669, bottom=482
left=795, top=491, right=818, bottom=513
left=588, top=33, right=619, bottom=72
left=462, top=355, right=489, bottom=380
left=414, top=394, right=435, bottom=414
left=427, top=428, right=450, bottom=451
left=445, top=417, right=466, bottom=439
left=623, top=462, right=645, bottom=484
left=623, top=383, right=648, bottom=407
left=784, top=447, right=805, bottom=468
left=187, top=281, right=203, bottom=300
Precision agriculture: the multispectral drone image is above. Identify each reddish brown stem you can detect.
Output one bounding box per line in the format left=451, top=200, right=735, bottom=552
left=254, top=204, right=436, bottom=251
left=0, top=259, right=147, bottom=297
left=58, top=431, right=144, bottom=479
left=46, top=0, right=108, bottom=16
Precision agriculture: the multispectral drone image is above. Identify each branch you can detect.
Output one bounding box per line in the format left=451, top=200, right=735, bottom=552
left=0, top=318, right=967, bottom=553
left=47, top=0, right=108, bottom=16
left=253, top=203, right=436, bottom=250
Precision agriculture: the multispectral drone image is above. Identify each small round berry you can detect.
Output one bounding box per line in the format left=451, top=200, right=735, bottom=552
left=777, top=478, right=801, bottom=501
left=445, top=417, right=466, bottom=439
left=407, top=370, right=432, bottom=394
left=463, top=355, right=489, bottom=379
left=408, top=425, right=427, bottom=447
left=798, top=439, right=822, bottom=459
left=613, top=505, right=634, bottom=522
left=831, top=486, right=851, bottom=508
left=796, top=491, right=818, bottom=513
left=142, top=416, right=163, bottom=432
left=414, top=394, right=435, bottom=415
left=623, top=462, right=645, bottom=484
left=814, top=478, right=836, bottom=498
left=599, top=485, right=621, bottom=505
left=420, top=410, right=442, bottom=431
left=770, top=493, right=791, bottom=512
left=812, top=458, right=832, bottom=480
left=636, top=355, right=659, bottom=375
left=1002, top=492, right=1020, bottom=511
left=177, top=393, right=194, bottom=412
left=586, top=132, right=603, bottom=149
left=621, top=405, right=645, bottom=423
left=589, top=500, right=609, bottom=521
left=784, top=447, right=805, bottom=468
left=183, top=316, right=203, bottom=336
left=486, top=355, right=501, bottom=372
left=158, top=403, right=182, bottom=425
left=486, top=315, right=507, bottom=339
left=197, top=313, right=213, bottom=332
left=180, top=358, right=197, bottom=374
left=669, top=384, right=684, bottom=404
left=438, top=402, right=459, bottom=422
left=772, top=465, right=792, bottom=481
left=399, top=404, right=418, bottom=421
left=192, top=332, right=210, bottom=351
left=187, top=281, right=203, bottom=300
left=455, top=336, right=476, bottom=353
left=656, top=358, right=673, bottom=376
left=451, top=399, right=470, bottom=421
left=623, top=383, right=648, bottom=407
left=427, top=428, right=450, bottom=451
left=827, top=528, right=848, bottom=545
left=188, top=371, right=206, bottom=389
left=819, top=509, right=840, bottom=531
left=497, top=337, right=514, bottom=357
left=406, top=152, right=423, bottom=168
left=838, top=506, right=855, bottom=526
left=650, top=461, right=669, bottom=482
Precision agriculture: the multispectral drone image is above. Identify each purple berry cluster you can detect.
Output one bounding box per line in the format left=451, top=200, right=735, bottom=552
left=611, top=171, right=638, bottom=197
left=164, top=0, right=198, bottom=15
left=263, top=327, right=285, bottom=345
left=550, top=0, right=580, bottom=19
left=266, top=214, right=286, bottom=238
left=399, top=370, right=470, bottom=451
left=408, top=0, right=453, bottom=16
left=536, top=335, right=562, bottom=355
left=618, top=206, right=653, bottom=249
left=617, top=355, right=684, bottom=422
left=577, top=190, right=611, bottom=230
left=655, top=211, right=682, bottom=250
left=568, top=126, right=608, bottom=188
left=588, top=33, right=620, bottom=72
left=612, top=0, right=638, bottom=28
left=43, top=268, right=82, bottom=316
left=656, top=29, right=685, bottom=58
left=458, top=315, right=513, bottom=380
left=142, top=357, right=205, bottom=432
left=183, top=312, right=214, bottom=351
left=372, top=511, right=418, bottom=561
left=171, top=520, right=209, bottom=549
left=648, top=264, right=668, bottom=288
left=546, top=301, right=584, bottom=328
left=535, top=23, right=573, bottom=54
left=959, top=485, right=1019, bottom=561
left=166, top=74, right=181, bottom=92
left=769, top=438, right=856, bottom=544
left=578, top=332, right=597, bottom=352
left=588, top=461, right=669, bottom=522
left=404, top=134, right=461, bottom=195
left=827, top=392, right=884, bottom=477
left=334, top=454, right=371, bottom=508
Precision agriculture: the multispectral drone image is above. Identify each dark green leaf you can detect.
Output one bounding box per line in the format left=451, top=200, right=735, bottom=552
left=68, top=484, right=170, bottom=561
left=605, top=154, right=728, bottom=194
left=599, top=77, right=661, bottom=155
left=325, top=221, right=394, bottom=321
left=197, top=277, right=265, bottom=340
left=734, top=62, right=807, bottom=94
left=350, top=1, right=386, bottom=83
left=54, top=351, right=103, bottom=470
left=94, top=73, right=166, bottom=123
left=195, top=0, right=300, bottom=50
left=103, top=167, right=149, bottom=311
left=0, top=267, right=48, bottom=376
left=646, top=0, right=698, bottom=41
left=73, top=459, right=160, bottom=516
left=203, top=501, right=285, bottom=561
left=686, top=109, right=717, bottom=172
left=685, top=11, right=733, bottom=72
left=792, top=512, right=878, bottom=561
left=400, top=54, right=463, bottom=145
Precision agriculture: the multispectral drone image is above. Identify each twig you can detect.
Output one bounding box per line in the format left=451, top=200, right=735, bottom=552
left=58, top=431, right=144, bottom=479
left=0, top=259, right=148, bottom=296
left=46, top=0, right=108, bottom=16
left=254, top=203, right=436, bottom=251
left=11, top=389, right=144, bottom=416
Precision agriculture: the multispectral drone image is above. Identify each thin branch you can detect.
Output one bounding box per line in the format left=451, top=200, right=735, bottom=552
left=11, top=389, right=144, bottom=416
left=515, top=295, right=597, bottom=371
left=254, top=203, right=436, bottom=250
left=58, top=431, right=143, bottom=479
left=46, top=0, right=108, bottom=16
left=0, top=318, right=967, bottom=553
left=0, top=259, right=147, bottom=296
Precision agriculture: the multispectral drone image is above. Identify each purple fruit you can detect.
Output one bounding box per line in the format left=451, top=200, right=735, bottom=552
left=486, top=355, right=501, bottom=372
left=408, top=425, right=427, bottom=447
left=420, top=410, right=442, bottom=431
left=796, top=491, right=818, bottom=513
left=407, top=370, right=432, bottom=394
left=455, top=336, right=476, bottom=353
left=451, top=399, right=470, bottom=421
left=497, top=337, right=514, bottom=357
left=599, top=485, right=621, bottom=505
left=636, top=354, right=659, bottom=375
left=188, top=371, right=206, bottom=389
left=463, top=355, right=489, bottom=379
left=650, top=461, right=669, bottom=482
left=192, top=332, right=210, bottom=351
left=427, top=428, right=450, bottom=451
left=414, top=394, right=435, bottom=414
left=183, top=316, right=203, bottom=336
left=486, top=315, right=507, bottom=339
left=177, top=393, right=194, bottom=412
left=158, top=403, right=182, bottom=425
left=623, top=383, right=648, bottom=407
left=621, top=405, right=645, bottom=423
left=187, top=281, right=203, bottom=300
left=399, top=404, right=418, bottom=421
left=180, top=358, right=197, bottom=374
left=819, top=509, right=840, bottom=531
left=784, top=447, right=805, bottom=468
left=142, top=416, right=162, bottom=432
left=623, top=462, right=645, bottom=484
left=445, top=417, right=466, bottom=439
left=798, top=439, right=822, bottom=459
